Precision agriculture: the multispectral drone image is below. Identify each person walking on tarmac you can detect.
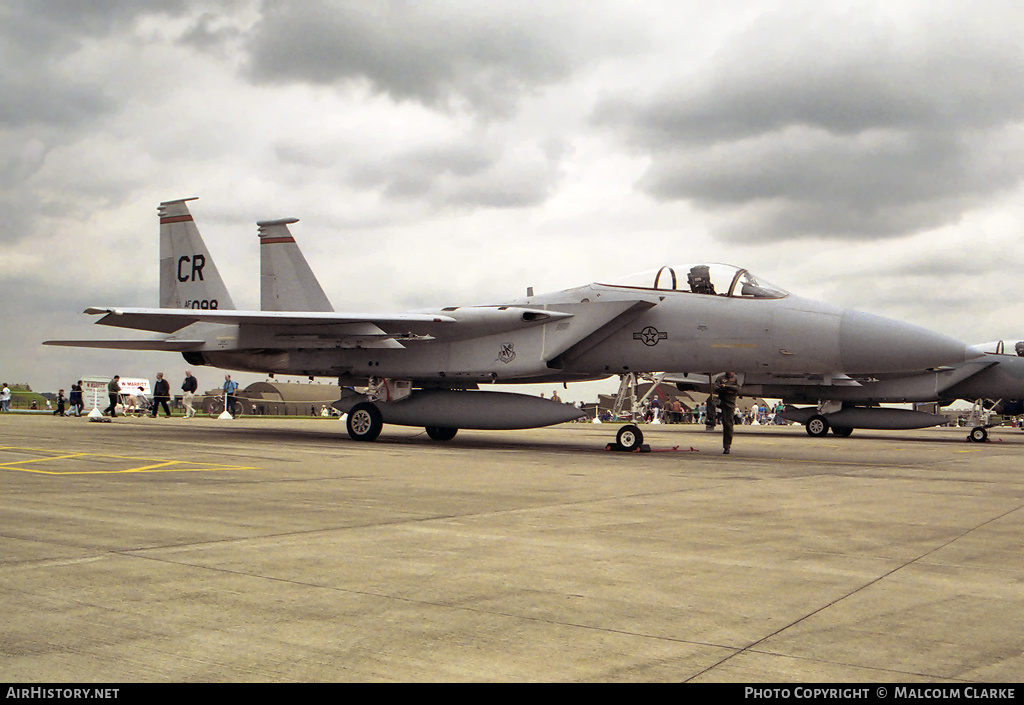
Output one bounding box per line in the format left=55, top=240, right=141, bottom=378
left=151, top=372, right=171, bottom=417
left=715, top=371, right=740, bottom=454
left=70, top=381, right=84, bottom=417
left=104, top=375, right=120, bottom=417
left=181, top=370, right=198, bottom=418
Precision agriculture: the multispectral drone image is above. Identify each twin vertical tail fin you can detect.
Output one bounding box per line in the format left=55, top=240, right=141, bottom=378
left=258, top=218, right=334, bottom=312
left=157, top=200, right=331, bottom=314
left=158, top=198, right=236, bottom=310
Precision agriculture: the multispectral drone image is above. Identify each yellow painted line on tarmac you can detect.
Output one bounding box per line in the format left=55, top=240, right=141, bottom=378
left=0, top=453, right=92, bottom=467
left=0, top=446, right=258, bottom=475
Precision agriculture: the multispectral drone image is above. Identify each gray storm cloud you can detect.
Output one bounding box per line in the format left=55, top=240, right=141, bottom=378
left=593, top=4, right=1024, bottom=241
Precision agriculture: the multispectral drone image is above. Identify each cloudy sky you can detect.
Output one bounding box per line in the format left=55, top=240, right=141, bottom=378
left=3, top=0, right=1024, bottom=400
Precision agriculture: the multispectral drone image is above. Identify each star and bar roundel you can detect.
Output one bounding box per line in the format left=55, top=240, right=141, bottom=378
left=633, top=326, right=668, bottom=346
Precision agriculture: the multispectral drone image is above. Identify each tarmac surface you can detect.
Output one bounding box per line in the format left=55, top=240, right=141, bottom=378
left=1, top=413, right=1021, bottom=682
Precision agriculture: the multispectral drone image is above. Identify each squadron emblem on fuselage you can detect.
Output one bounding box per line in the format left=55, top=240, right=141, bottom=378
left=498, top=342, right=516, bottom=363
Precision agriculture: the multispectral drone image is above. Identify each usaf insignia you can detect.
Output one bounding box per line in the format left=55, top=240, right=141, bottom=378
left=633, top=326, right=668, bottom=346
left=498, top=342, right=516, bottom=363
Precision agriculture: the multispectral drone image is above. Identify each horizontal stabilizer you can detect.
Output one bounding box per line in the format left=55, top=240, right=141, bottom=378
left=85, top=307, right=458, bottom=334
left=43, top=339, right=205, bottom=351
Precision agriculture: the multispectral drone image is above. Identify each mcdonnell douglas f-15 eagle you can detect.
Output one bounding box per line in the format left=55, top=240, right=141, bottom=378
left=45, top=198, right=980, bottom=443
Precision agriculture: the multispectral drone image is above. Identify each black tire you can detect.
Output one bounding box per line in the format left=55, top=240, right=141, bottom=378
left=969, top=427, right=988, bottom=443
left=806, top=414, right=830, bottom=437
left=616, top=424, right=644, bottom=451
left=347, top=402, right=383, bottom=442
left=425, top=426, right=458, bottom=441
left=831, top=426, right=853, bottom=438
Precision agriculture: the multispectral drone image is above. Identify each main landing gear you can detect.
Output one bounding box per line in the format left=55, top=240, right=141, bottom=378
left=346, top=402, right=383, bottom=442
left=345, top=401, right=461, bottom=442
left=804, top=414, right=853, bottom=437
left=805, top=414, right=829, bottom=437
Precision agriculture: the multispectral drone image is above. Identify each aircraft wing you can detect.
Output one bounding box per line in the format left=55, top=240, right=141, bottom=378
left=544, top=300, right=657, bottom=367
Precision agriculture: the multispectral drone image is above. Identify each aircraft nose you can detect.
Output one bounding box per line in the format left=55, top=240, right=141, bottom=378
left=839, top=310, right=978, bottom=373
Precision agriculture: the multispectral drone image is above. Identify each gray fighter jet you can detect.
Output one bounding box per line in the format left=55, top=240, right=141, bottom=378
left=673, top=339, right=1024, bottom=441
left=45, top=198, right=980, bottom=443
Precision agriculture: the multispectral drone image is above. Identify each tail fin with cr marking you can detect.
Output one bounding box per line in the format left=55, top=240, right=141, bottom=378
left=158, top=197, right=235, bottom=310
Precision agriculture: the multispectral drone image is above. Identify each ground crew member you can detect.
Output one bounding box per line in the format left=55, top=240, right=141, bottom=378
left=715, top=371, right=739, bottom=454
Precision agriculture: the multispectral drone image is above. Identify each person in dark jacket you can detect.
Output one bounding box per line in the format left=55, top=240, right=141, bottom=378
left=69, top=381, right=84, bottom=417
left=104, top=376, right=120, bottom=417
left=151, top=372, right=171, bottom=417
left=715, top=371, right=740, bottom=455
left=181, top=371, right=198, bottom=418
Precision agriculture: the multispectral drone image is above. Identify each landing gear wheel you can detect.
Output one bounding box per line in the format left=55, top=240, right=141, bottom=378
left=831, top=426, right=853, bottom=438
left=347, top=402, right=383, bottom=442
left=616, top=424, right=644, bottom=451
left=425, top=426, right=458, bottom=441
left=968, top=426, right=988, bottom=443
left=806, top=414, right=830, bottom=437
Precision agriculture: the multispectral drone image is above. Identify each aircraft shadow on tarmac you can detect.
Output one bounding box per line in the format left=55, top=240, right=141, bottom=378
left=132, top=420, right=1023, bottom=456
left=169, top=422, right=611, bottom=454
left=733, top=426, right=1024, bottom=445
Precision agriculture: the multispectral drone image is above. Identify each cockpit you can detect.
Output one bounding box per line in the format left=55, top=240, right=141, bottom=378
left=975, top=340, right=1024, bottom=357
left=601, top=264, right=789, bottom=299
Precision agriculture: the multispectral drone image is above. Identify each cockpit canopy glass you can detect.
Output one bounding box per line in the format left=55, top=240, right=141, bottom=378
left=603, top=264, right=788, bottom=299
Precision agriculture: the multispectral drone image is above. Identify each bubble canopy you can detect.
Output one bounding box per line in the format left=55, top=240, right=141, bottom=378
left=600, top=264, right=789, bottom=299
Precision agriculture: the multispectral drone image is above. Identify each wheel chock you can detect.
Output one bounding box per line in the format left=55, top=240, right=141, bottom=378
left=603, top=443, right=655, bottom=453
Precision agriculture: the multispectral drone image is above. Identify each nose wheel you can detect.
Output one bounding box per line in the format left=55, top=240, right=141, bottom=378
left=615, top=424, right=644, bottom=451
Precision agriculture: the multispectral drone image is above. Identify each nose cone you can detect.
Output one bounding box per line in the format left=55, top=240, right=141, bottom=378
left=839, top=310, right=977, bottom=373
